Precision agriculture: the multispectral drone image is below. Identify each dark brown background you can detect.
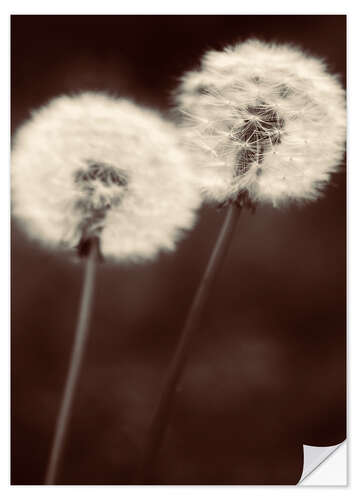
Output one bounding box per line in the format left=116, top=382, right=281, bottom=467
left=11, top=15, right=346, bottom=485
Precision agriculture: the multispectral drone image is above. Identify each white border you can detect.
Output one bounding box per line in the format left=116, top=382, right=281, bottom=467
left=1, top=0, right=353, bottom=15
left=3, top=2, right=355, bottom=498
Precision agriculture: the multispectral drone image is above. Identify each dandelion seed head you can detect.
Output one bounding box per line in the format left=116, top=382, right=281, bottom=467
left=176, top=39, right=346, bottom=206
left=12, top=92, right=201, bottom=262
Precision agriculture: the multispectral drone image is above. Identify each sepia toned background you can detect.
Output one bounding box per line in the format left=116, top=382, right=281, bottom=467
left=11, top=15, right=346, bottom=484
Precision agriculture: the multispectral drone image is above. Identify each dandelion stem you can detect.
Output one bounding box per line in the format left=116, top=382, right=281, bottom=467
left=44, top=238, right=99, bottom=485
left=141, top=203, right=242, bottom=482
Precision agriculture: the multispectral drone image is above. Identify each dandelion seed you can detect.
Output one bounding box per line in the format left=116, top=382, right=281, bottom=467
left=11, top=92, right=201, bottom=261
left=176, top=39, right=346, bottom=206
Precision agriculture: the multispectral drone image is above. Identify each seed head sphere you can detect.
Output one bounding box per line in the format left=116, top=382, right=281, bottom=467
left=12, top=93, right=201, bottom=262
left=176, top=39, right=346, bottom=206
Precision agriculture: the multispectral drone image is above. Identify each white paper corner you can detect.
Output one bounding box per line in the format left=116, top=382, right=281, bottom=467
left=299, top=440, right=347, bottom=486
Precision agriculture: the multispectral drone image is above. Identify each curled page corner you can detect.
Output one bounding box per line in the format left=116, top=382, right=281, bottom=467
left=298, top=440, right=346, bottom=484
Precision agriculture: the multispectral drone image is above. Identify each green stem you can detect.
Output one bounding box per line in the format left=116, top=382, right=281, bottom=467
left=45, top=238, right=99, bottom=484
left=141, top=203, right=242, bottom=482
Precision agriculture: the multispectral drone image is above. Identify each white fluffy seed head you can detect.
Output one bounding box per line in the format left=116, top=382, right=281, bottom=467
left=176, top=39, right=346, bottom=206
left=12, top=92, right=201, bottom=262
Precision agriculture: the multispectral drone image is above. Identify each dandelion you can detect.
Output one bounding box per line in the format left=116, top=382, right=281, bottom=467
left=12, top=92, right=200, bottom=262
left=11, top=92, right=201, bottom=484
left=141, top=40, right=346, bottom=479
left=176, top=39, right=346, bottom=206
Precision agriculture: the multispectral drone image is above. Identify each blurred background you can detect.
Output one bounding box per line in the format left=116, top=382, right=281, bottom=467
left=11, top=15, right=346, bottom=485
